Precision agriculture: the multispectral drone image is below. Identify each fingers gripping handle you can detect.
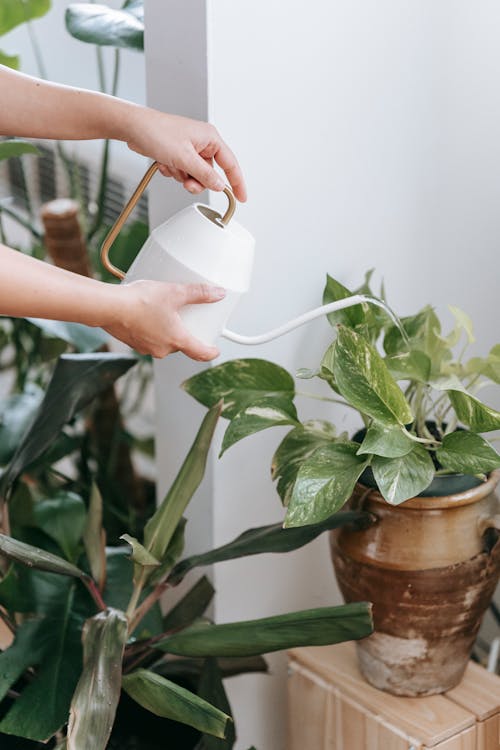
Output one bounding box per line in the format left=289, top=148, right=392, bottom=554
left=100, top=161, right=236, bottom=280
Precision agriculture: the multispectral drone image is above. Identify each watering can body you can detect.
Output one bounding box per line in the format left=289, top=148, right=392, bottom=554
left=124, top=203, right=255, bottom=345
left=101, top=163, right=255, bottom=346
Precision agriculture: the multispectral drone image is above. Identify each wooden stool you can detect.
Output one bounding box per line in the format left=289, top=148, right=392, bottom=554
left=287, top=643, right=500, bottom=749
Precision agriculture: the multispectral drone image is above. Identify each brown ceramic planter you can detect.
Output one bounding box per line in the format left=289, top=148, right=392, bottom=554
left=330, top=470, right=500, bottom=696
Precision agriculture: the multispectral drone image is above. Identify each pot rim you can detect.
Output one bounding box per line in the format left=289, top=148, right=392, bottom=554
left=358, top=469, right=500, bottom=510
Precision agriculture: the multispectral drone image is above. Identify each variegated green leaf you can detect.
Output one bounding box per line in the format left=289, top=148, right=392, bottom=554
left=436, top=432, right=500, bottom=475
left=333, top=326, right=413, bottom=426
left=372, top=444, right=435, bottom=504
left=285, top=442, right=369, bottom=527
left=183, top=359, right=294, bottom=419
left=220, top=396, right=298, bottom=456
left=357, top=422, right=414, bottom=458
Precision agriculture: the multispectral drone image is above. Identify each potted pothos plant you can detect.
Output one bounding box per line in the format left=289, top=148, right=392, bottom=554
left=0, top=350, right=373, bottom=750
left=183, top=270, right=500, bottom=697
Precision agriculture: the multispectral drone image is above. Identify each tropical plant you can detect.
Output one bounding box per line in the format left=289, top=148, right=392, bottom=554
left=182, top=271, right=500, bottom=526
left=0, top=351, right=373, bottom=750
left=0, top=1, right=153, bottom=541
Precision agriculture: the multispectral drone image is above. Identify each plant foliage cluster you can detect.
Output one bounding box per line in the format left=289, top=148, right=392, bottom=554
left=183, top=271, right=500, bottom=524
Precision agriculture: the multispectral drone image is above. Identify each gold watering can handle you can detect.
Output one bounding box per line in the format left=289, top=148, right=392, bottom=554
left=100, top=161, right=237, bottom=280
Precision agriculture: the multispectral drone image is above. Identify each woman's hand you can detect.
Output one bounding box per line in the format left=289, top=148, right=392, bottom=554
left=125, top=109, right=247, bottom=201
left=104, top=280, right=226, bottom=360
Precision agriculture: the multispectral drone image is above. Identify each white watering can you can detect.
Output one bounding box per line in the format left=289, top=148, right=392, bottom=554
left=101, top=162, right=391, bottom=346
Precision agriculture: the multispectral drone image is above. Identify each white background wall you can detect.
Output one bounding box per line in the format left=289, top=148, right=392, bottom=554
left=146, top=2, right=500, bottom=749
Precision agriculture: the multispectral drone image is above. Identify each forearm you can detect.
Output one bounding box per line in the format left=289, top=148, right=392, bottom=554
left=0, top=244, right=121, bottom=328
left=0, top=64, right=138, bottom=142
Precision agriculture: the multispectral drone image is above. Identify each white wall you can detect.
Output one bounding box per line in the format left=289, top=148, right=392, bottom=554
left=147, top=2, right=500, bottom=749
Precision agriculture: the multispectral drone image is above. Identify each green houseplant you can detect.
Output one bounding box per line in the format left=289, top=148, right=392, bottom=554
left=182, top=271, right=500, bottom=696
left=0, top=351, right=373, bottom=750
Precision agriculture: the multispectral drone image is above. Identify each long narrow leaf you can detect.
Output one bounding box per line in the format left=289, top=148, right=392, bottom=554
left=168, top=510, right=371, bottom=585
left=122, top=669, right=231, bottom=739
left=83, top=483, right=106, bottom=590
left=67, top=608, right=128, bottom=750
left=1, top=353, right=136, bottom=493
left=0, top=534, right=85, bottom=579
left=144, top=403, right=221, bottom=560
left=163, top=576, right=215, bottom=631
left=155, top=603, right=373, bottom=657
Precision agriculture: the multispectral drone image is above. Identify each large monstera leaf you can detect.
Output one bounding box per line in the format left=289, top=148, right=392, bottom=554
left=65, top=1, right=144, bottom=50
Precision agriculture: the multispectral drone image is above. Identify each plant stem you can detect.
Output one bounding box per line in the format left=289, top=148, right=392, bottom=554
left=87, top=50, right=121, bottom=241
left=128, top=579, right=171, bottom=634
left=82, top=575, right=106, bottom=611
left=126, top=567, right=148, bottom=626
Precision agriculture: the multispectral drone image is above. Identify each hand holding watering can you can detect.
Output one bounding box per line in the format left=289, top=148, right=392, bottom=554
left=101, top=163, right=392, bottom=352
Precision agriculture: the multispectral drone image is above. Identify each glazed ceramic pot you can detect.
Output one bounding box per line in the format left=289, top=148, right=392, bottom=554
left=330, top=470, right=500, bottom=696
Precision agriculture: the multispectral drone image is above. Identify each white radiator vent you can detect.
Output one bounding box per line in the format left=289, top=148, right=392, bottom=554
left=0, top=141, right=148, bottom=227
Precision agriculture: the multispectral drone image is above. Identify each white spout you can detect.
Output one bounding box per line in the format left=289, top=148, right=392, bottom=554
left=222, top=294, right=393, bottom=345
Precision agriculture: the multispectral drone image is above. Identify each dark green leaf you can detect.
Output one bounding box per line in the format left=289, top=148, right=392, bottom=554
left=1, top=353, right=136, bottom=492
left=271, top=420, right=337, bottom=505
left=220, top=396, right=298, bottom=456
left=0, top=0, right=50, bottom=35
left=197, top=658, right=235, bottom=749
left=26, top=318, right=109, bottom=352
left=65, top=3, right=144, bottom=50
left=0, top=581, right=85, bottom=741
left=436, top=432, right=500, bottom=475
left=0, top=384, right=44, bottom=465
left=155, top=603, right=373, bottom=657
left=357, top=422, right=414, bottom=458
left=372, top=444, right=435, bottom=504
left=285, top=442, right=370, bottom=527
left=163, top=576, right=215, bottom=631
left=333, top=326, right=413, bottom=426
left=144, top=403, right=221, bottom=560
left=156, top=655, right=267, bottom=683
left=0, top=619, right=45, bottom=702
left=168, top=510, right=370, bottom=586
left=103, top=549, right=163, bottom=638
left=67, top=608, right=128, bottom=750
left=385, top=350, right=431, bottom=382
left=0, top=533, right=85, bottom=579
left=122, top=669, right=231, bottom=739
left=183, top=359, right=295, bottom=419
left=33, top=491, right=87, bottom=563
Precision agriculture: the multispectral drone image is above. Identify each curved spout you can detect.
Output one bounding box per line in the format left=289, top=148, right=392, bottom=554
left=222, top=294, right=401, bottom=345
